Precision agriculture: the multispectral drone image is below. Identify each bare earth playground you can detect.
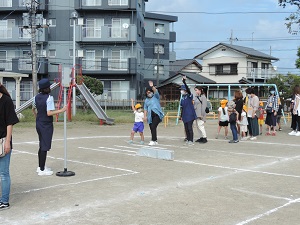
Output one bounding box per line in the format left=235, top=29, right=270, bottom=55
left=1, top=120, right=300, bottom=225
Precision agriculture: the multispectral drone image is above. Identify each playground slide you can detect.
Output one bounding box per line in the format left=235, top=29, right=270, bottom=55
left=76, top=83, right=114, bottom=125
left=15, top=82, right=60, bottom=115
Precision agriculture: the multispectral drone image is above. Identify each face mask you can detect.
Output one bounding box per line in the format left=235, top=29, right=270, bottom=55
left=270, top=91, right=275, bottom=95
left=137, top=108, right=142, bottom=112
left=180, top=90, right=186, bottom=95
left=147, top=93, right=153, bottom=98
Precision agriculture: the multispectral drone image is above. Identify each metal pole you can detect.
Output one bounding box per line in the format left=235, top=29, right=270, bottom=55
left=156, top=46, right=160, bottom=86
left=31, top=0, right=37, bottom=96
left=72, top=17, right=76, bottom=116
left=63, top=86, right=67, bottom=169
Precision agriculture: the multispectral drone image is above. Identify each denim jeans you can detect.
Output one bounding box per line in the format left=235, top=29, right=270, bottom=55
left=230, top=123, right=238, bottom=141
left=0, top=149, right=12, bottom=203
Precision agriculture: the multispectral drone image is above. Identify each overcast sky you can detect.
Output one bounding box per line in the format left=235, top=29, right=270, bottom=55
left=146, top=0, right=300, bottom=75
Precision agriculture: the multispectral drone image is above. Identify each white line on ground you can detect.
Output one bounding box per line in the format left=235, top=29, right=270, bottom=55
left=78, top=146, right=136, bottom=156
left=235, top=198, right=300, bottom=225
left=230, top=188, right=292, bottom=201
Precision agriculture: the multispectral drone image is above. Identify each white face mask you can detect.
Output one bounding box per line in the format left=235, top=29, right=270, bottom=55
left=147, top=93, right=153, bottom=98
left=270, top=91, right=275, bottom=95
left=180, top=90, right=186, bottom=95
left=137, top=108, right=142, bottom=112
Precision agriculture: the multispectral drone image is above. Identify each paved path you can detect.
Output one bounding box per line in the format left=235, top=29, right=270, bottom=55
left=1, top=120, right=300, bottom=225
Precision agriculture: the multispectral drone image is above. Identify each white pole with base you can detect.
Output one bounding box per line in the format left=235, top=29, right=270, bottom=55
left=56, top=67, right=75, bottom=177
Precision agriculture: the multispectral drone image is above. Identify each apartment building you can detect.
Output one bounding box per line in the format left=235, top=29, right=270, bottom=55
left=0, top=0, right=177, bottom=102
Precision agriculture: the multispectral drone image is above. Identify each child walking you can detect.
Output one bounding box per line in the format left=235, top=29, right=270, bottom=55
left=216, top=99, right=229, bottom=139
left=128, top=99, right=144, bottom=144
left=240, top=105, right=249, bottom=141
left=257, top=101, right=264, bottom=135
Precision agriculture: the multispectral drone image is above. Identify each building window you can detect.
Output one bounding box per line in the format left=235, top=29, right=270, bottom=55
left=155, top=23, right=164, bottom=33
left=82, top=0, right=102, bottom=6
left=47, top=19, right=56, bottom=27
left=0, top=50, right=12, bottom=71
left=0, top=0, right=12, bottom=7
left=154, top=44, right=164, bottom=54
left=108, top=0, right=128, bottom=6
left=108, top=49, right=129, bottom=70
left=48, top=50, right=56, bottom=58
left=19, top=0, right=31, bottom=7
left=111, top=81, right=129, bottom=100
left=261, top=63, right=269, bottom=69
left=154, top=65, right=164, bottom=75
left=111, top=18, right=130, bottom=38
left=209, top=64, right=238, bottom=75
left=82, top=50, right=103, bottom=70
left=83, top=18, right=104, bottom=38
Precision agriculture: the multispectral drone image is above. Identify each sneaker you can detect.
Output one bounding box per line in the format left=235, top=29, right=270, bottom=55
left=188, top=141, right=194, bottom=146
left=241, top=137, right=248, bottom=141
left=200, top=138, right=208, bottom=144
left=295, top=132, right=300, bottom=137
left=0, top=202, right=10, bottom=210
left=215, top=134, right=219, bottom=139
left=229, top=140, right=239, bottom=143
left=140, top=141, right=144, bottom=145
left=148, top=141, right=158, bottom=146
left=289, top=131, right=297, bottom=136
left=278, top=128, right=282, bottom=131
left=195, top=138, right=203, bottom=142
left=127, top=140, right=133, bottom=144
left=183, top=141, right=189, bottom=146
left=224, top=136, right=228, bottom=140
left=250, top=136, right=257, bottom=141
left=36, top=166, right=52, bottom=173
left=38, top=170, right=53, bottom=176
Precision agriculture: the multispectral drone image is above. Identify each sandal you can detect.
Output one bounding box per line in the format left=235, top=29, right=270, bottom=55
left=272, top=133, right=276, bottom=136
left=265, top=132, right=271, bottom=136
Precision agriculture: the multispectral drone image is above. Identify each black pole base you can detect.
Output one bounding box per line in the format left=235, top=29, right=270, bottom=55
left=56, top=168, right=75, bottom=177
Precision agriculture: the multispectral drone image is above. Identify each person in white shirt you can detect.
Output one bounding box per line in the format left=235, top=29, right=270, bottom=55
left=216, top=99, right=229, bottom=139
left=240, top=105, right=249, bottom=141
left=128, top=99, right=145, bottom=144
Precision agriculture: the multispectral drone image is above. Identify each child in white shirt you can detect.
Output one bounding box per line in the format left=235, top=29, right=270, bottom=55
left=240, top=105, right=249, bottom=141
left=128, top=99, right=145, bottom=144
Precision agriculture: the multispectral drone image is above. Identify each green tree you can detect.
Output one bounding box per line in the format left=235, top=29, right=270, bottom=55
left=296, top=46, right=300, bottom=68
left=76, top=75, right=103, bottom=112
left=278, top=0, right=300, bottom=34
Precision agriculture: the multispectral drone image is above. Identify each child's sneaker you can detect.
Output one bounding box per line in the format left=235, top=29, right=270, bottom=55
left=224, top=136, right=228, bottom=140
left=38, top=170, right=53, bottom=176
left=140, top=141, right=144, bottom=145
left=0, top=202, right=10, bottom=210
left=36, top=166, right=52, bottom=173
left=128, top=140, right=133, bottom=144
left=215, top=134, right=219, bottom=139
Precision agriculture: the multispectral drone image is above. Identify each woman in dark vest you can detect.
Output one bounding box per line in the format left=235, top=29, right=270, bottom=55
left=32, top=79, right=66, bottom=176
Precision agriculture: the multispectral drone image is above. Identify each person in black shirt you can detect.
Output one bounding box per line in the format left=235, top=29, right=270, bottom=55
left=0, top=83, right=19, bottom=210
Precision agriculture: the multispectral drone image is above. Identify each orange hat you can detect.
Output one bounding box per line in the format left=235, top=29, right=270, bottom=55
left=220, top=99, right=228, bottom=108
left=135, top=103, right=142, bottom=109
left=259, top=101, right=263, bottom=106
left=243, top=105, right=247, bottom=111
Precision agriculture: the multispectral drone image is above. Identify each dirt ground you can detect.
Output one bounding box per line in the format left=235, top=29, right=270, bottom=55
left=1, top=119, right=300, bottom=225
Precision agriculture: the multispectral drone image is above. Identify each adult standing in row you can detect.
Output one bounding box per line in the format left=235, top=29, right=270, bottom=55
left=265, top=87, right=278, bottom=136
left=32, top=79, right=67, bottom=176
left=180, top=76, right=197, bottom=145
left=233, top=90, right=244, bottom=136
left=0, top=83, right=19, bottom=210
left=291, top=85, right=300, bottom=136
left=144, top=81, right=164, bottom=146
left=193, top=86, right=208, bottom=143
left=245, top=87, right=260, bottom=140
left=289, top=85, right=299, bottom=136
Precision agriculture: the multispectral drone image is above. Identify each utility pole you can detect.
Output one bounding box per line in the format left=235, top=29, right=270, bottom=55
left=156, top=45, right=160, bottom=87
left=30, top=0, right=38, bottom=96
left=229, top=30, right=238, bottom=45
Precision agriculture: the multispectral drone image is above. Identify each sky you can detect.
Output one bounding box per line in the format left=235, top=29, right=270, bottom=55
left=145, top=0, right=300, bottom=75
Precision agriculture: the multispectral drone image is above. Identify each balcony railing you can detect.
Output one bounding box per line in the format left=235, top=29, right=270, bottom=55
left=109, top=26, right=129, bottom=38
left=0, top=60, right=12, bottom=71
left=82, top=26, right=102, bottom=38
left=18, top=58, right=32, bottom=71
left=108, top=0, right=128, bottom=6
left=108, top=59, right=127, bottom=70
left=247, top=68, right=276, bottom=79
left=0, top=28, right=12, bottom=39
left=82, top=0, right=102, bottom=6
left=82, top=59, right=101, bottom=70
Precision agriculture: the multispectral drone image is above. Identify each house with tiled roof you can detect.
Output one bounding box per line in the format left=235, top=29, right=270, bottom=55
left=194, top=43, right=279, bottom=84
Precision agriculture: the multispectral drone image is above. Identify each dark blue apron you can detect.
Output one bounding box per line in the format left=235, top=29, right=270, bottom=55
left=35, top=93, right=54, bottom=151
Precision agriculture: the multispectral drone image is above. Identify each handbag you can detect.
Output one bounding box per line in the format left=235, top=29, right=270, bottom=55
left=0, top=137, right=6, bottom=158
left=196, top=96, right=209, bottom=113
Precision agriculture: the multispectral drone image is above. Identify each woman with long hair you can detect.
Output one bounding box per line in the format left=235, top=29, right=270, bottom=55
left=0, top=83, right=19, bottom=210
